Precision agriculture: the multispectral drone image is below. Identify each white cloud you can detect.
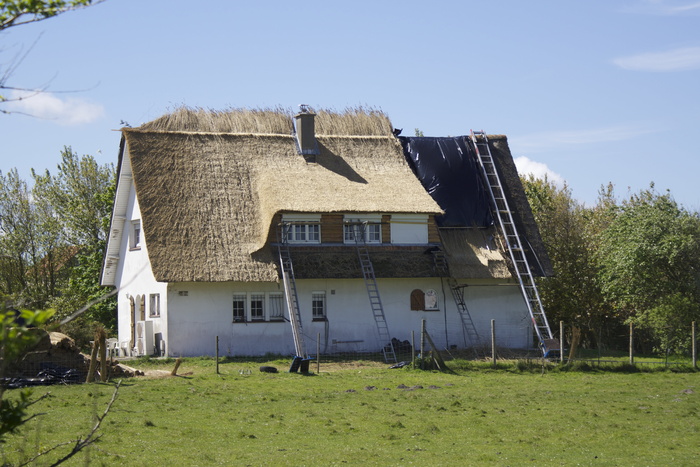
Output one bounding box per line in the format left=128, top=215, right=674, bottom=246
left=510, top=125, right=657, bottom=153
left=7, top=91, right=105, bottom=125
left=623, top=0, right=700, bottom=15
left=514, top=157, right=565, bottom=187
left=613, top=46, right=700, bottom=72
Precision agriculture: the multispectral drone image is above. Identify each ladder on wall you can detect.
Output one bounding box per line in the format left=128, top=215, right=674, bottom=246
left=350, top=222, right=397, bottom=363
left=278, top=224, right=308, bottom=358
left=432, top=249, right=481, bottom=351
left=470, top=130, right=554, bottom=353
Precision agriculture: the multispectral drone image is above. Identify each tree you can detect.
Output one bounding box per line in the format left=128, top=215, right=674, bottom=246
left=522, top=175, right=611, bottom=348
left=597, top=185, right=700, bottom=353
left=33, top=147, right=116, bottom=333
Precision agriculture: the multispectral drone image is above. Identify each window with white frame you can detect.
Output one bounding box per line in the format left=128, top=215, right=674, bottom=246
left=232, top=294, right=246, bottom=322
left=149, top=293, right=160, bottom=317
left=269, top=293, right=285, bottom=321
left=130, top=220, right=142, bottom=249
left=343, top=216, right=382, bottom=244
left=250, top=294, right=265, bottom=321
left=282, top=214, right=321, bottom=244
left=312, top=291, right=326, bottom=320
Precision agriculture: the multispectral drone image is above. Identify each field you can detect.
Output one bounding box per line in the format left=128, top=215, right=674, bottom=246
left=1, top=358, right=698, bottom=466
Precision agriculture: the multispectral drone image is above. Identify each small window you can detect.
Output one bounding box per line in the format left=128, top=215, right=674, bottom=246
left=250, top=294, right=265, bottom=321
left=233, top=294, right=246, bottom=322
left=312, top=291, right=326, bottom=320
left=149, top=293, right=160, bottom=317
left=130, top=220, right=142, bottom=249
left=269, top=293, right=285, bottom=321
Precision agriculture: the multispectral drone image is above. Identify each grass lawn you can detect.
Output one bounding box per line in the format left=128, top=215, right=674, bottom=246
left=1, top=358, right=698, bottom=466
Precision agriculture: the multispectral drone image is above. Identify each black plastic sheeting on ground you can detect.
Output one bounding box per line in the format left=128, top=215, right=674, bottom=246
left=399, top=136, right=493, bottom=228
left=1, top=364, right=84, bottom=389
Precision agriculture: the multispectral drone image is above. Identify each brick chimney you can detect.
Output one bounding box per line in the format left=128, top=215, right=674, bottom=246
left=294, top=105, right=319, bottom=159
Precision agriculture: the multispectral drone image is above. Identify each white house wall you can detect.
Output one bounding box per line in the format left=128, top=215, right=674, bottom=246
left=160, top=277, right=532, bottom=357
left=114, top=182, right=167, bottom=355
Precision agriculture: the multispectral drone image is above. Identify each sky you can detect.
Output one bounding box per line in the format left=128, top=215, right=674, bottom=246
left=1, top=0, right=699, bottom=209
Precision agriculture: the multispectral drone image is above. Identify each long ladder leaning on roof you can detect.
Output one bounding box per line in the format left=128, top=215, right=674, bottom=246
left=278, top=223, right=308, bottom=358
left=470, top=130, right=554, bottom=354
left=350, top=221, right=397, bottom=363
left=432, top=249, right=480, bottom=353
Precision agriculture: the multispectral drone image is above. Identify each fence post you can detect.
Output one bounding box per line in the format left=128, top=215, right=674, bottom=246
left=491, top=319, right=496, bottom=368
left=216, top=336, right=219, bottom=375
left=411, top=330, right=415, bottom=369
left=692, top=321, right=697, bottom=370
left=420, top=319, right=426, bottom=370
left=559, top=320, right=564, bottom=363
left=629, top=323, right=634, bottom=365
left=317, top=332, right=320, bottom=374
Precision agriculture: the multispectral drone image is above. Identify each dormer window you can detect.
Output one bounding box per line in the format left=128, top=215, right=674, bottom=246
left=343, top=215, right=382, bottom=244
left=281, top=214, right=321, bottom=244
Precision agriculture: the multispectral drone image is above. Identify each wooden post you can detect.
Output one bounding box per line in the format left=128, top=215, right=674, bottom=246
left=420, top=319, right=426, bottom=370
left=171, top=357, right=182, bottom=376
left=215, top=336, right=219, bottom=375
left=559, top=320, right=564, bottom=363
left=317, top=332, right=320, bottom=374
left=411, top=330, right=416, bottom=369
left=86, top=340, right=99, bottom=383
left=629, top=322, right=634, bottom=365
left=491, top=319, right=496, bottom=368
left=692, top=321, right=697, bottom=369
left=99, top=332, right=107, bottom=382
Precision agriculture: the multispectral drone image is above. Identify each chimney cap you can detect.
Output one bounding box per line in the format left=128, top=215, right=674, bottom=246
left=298, top=104, right=312, bottom=114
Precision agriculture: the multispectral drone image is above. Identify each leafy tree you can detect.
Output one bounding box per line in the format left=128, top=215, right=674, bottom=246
left=522, top=175, right=610, bottom=347
left=33, top=147, right=116, bottom=334
left=0, top=307, right=54, bottom=441
left=597, top=185, right=700, bottom=353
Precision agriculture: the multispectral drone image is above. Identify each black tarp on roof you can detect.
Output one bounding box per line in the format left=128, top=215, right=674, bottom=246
left=399, top=136, right=493, bottom=228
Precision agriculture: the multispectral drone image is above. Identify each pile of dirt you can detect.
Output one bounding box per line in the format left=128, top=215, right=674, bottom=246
left=3, top=330, right=140, bottom=385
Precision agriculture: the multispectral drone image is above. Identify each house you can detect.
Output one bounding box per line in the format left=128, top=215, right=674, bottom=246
left=100, top=107, right=553, bottom=358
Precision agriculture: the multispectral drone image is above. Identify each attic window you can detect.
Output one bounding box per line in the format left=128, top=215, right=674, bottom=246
left=282, top=214, right=321, bottom=244
left=343, top=215, right=382, bottom=244
left=130, top=220, right=141, bottom=250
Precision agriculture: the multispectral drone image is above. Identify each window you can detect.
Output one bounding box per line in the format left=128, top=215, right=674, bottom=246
left=233, top=294, right=246, bottom=322
left=312, top=291, right=326, bottom=320
left=130, top=220, right=142, bottom=249
left=149, top=293, right=160, bottom=317
left=282, top=214, right=321, bottom=244
left=269, top=293, right=285, bottom=321
left=250, top=294, right=265, bottom=321
left=343, top=216, right=382, bottom=244
left=286, top=223, right=320, bottom=243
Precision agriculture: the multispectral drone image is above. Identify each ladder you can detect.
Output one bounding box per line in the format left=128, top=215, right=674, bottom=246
left=349, top=222, right=397, bottom=363
left=470, top=130, right=554, bottom=352
left=432, top=249, right=480, bottom=350
left=278, top=224, right=308, bottom=358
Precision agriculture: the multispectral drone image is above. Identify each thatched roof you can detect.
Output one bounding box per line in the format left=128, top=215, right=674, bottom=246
left=488, top=136, right=554, bottom=277
left=122, top=107, right=443, bottom=283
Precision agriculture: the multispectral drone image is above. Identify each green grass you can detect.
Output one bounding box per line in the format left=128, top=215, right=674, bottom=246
left=1, top=358, right=698, bottom=466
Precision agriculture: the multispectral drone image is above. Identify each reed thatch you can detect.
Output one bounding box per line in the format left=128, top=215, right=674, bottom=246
left=488, top=136, right=554, bottom=276
left=123, top=108, right=442, bottom=283
left=139, top=106, right=294, bottom=135
left=438, top=227, right=511, bottom=279
left=314, top=107, right=394, bottom=136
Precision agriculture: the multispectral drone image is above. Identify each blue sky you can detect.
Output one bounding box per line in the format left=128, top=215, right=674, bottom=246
left=1, top=0, right=699, bottom=209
